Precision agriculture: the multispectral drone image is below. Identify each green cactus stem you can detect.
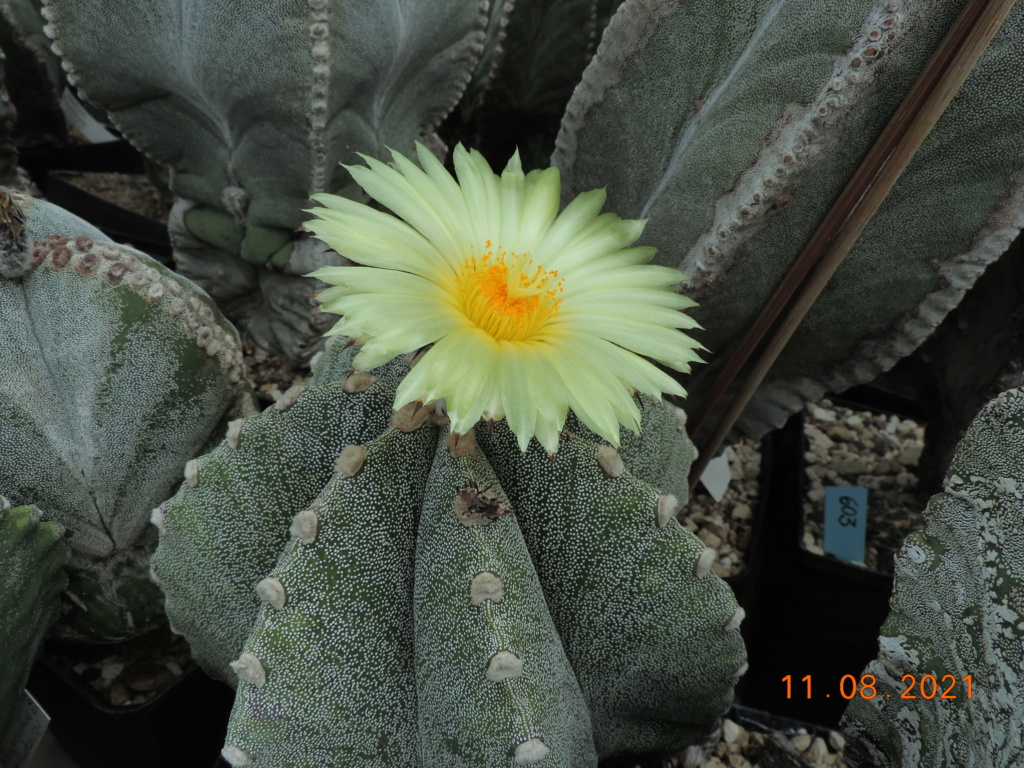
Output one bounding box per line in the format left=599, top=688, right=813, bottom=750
left=0, top=192, right=249, bottom=641
left=841, top=386, right=1024, bottom=766
left=222, top=424, right=438, bottom=767
left=0, top=497, right=68, bottom=743
left=151, top=341, right=410, bottom=680
left=155, top=338, right=745, bottom=766
left=411, top=426, right=596, bottom=766
left=475, top=402, right=743, bottom=756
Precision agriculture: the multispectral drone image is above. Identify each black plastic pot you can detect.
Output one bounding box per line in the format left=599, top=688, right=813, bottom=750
left=19, top=141, right=146, bottom=182
left=737, top=384, right=936, bottom=727
left=26, top=655, right=233, bottom=768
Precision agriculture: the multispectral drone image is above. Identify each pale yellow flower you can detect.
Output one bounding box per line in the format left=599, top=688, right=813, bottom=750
left=305, top=144, right=702, bottom=454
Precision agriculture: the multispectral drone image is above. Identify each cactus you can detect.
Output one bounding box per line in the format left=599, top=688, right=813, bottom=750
left=554, top=0, right=1024, bottom=440
left=887, top=233, right=1024, bottom=497
left=841, top=386, right=1024, bottom=766
left=0, top=191, right=250, bottom=641
left=14, top=1, right=1024, bottom=762
left=38, top=0, right=490, bottom=359
left=0, top=497, right=68, bottom=745
left=151, top=341, right=408, bottom=680
left=0, top=0, right=68, bottom=150
left=152, top=338, right=745, bottom=766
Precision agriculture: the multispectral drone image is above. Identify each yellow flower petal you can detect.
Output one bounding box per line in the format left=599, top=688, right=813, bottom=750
left=348, top=156, right=469, bottom=263
left=305, top=199, right=449, bottom=280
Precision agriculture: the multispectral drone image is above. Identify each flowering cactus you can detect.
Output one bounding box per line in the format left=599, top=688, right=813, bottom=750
left=153, top=149, right=742, bottom=766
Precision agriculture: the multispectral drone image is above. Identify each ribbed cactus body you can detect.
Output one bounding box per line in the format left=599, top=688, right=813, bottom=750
left=411, top=428, right=596, bottom=767
left=156, top=338, right=745, bottom=767
left=476, top=406, right=743, bottom=756
left=151, top=343, right=409, bottom=681
left=556, top=0, right=1024, bottom=440
left=40, top=0, right=489, bottom=359
left=842, top=387, right=1024, bottom=766
left=0, top=498, right=68, bottom=742
left=0, top=193, right=246, bottom=641
left=224, top=425, right=436, bottom=767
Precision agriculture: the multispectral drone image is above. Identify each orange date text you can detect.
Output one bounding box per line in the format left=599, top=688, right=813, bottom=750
left=782, top=674, right=972, bottom=700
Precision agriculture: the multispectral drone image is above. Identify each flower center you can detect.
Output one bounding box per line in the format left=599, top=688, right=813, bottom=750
left=455, top=241, right=564, bottom=342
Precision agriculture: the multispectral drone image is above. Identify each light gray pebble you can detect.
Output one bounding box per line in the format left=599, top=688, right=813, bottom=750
left=791, top=732, right=812, bottom=751
left=101, top=661, right=125, bottom=681
left=721, top=718, right=741, bottom=744
left=810, top=405, right=836, bottom=422
left=806, top=736, right=829, bottom=761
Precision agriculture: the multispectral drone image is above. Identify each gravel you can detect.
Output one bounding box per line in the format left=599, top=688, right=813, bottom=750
left=695, top=720, right=848, bottom=768
left=801, top=398, right=926, bottom=573
left=51, top=626, right=192, bottom=707
left=660, top=716, right=849, bottom=768
left=682, top=438, right=762, bottom=579
left=243, top=340, right=312, bottom=402
left=62, top=171, right=173, bottom=222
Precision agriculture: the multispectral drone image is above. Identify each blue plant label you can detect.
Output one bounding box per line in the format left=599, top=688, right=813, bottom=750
left=0, top=690, right=50, bottom=768
left=823, top=486, right=868, bottom=563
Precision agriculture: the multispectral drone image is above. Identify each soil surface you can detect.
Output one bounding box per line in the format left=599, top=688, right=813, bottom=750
left=801, top=399, right=926, bottom=574
left=46, top=626, right=191, bottom=707
left=683, top=438, right=761, bottom=579
left=62, top=170, right=173, bottom=222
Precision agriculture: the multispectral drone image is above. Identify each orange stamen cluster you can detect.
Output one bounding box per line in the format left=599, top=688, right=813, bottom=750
left=455, top=241, right=564, bottom=342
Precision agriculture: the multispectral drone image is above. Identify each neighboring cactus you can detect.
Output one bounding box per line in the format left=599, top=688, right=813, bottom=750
left=0, top=0, right=68, bottom=150
left=0, top=191, right=251, bottom=641
left=153, top=338, right=745, bottom=766
left=38, top=0, right=490, bottom=359
left=555, top=0, right=1024, bottom=440
left=0, top=497, right=68, bottom=744
left=841, top=386, right=1024, bottom=766
left=885, top=232, right=1024, bottom=497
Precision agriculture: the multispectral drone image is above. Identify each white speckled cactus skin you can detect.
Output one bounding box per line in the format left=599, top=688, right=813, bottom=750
left=154, top=337, right=745, bottom=766
left=557, top=0, right=1024, bottom=441
left=842, top=386, right=1024, bottom=767
left=475, top=408, right=744, bottom=757
left=151, top=341, right=409, bottom=680
left=39, top=0, right=489, bottom=360
left=0, top=192, right=249, bottom=641
left=0, top=496, right=68, bottom=744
